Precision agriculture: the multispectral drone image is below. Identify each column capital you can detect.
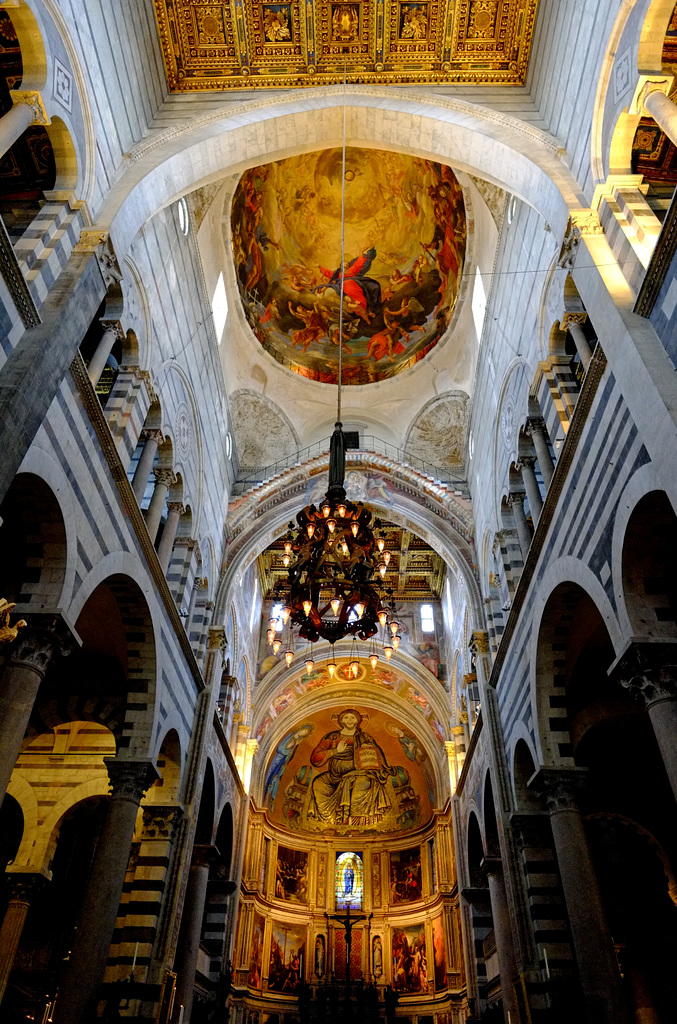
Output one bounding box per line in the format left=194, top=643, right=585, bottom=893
left=192, top=843, right=220, bottom=869
left=105, top=757, right=161, bottom=803
left=611, top=640, right=677, bottom=707
left=506, top=491, right=525, bottom=508
left=529, top=767, right=588, bottom=813
left=208, top=625, right=228, bottom=651
left=515, top=455, right=537, bottom=472
left=153, top=467, right=176, bottom=488
left=525, top=418, right=545, bottom=438
left=3, top=613, right=75, bottom=677
left=480, top=855, right=503, bottom=877
left=140, top=427, right=164, bottom=445
left=630, top=73, right=674, bottom=116
left=166, top=501, right=185, bottom=515
left=469, top=630, right=489, bottom=656
left=509, top=812, right=548, bottom=850
left=561, top=312, right=588, bottom=331
left=4, top=871, right=49, bottom=904
left=99, top=318, right=125, bottom=341
left=73, top=230, right=122, bottom=291
left=141, top=804, right=184, bottom=843
left=9, top=89, right=50, bottom=126
left=451, top=725, right=465, bottom=736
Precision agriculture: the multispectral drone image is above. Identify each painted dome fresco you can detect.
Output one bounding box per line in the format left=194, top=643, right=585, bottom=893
left=261, top=702, right=436, bottom=836
left=230, top=147, right=466, bottom=385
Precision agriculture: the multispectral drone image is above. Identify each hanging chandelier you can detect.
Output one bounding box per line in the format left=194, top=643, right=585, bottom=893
left=265, top=72, right=401, bottom=666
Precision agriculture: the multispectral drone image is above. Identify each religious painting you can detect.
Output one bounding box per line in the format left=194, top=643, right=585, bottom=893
left=331, top=2, right=360, bottom=41
left=335, top=851, right=363, bottom=909
left=230, top=149, right=466, bottom=385
left=432, top=914, right=447, bottom=990
left=398, top=2, right=429, bottom=40
left=261, top=3, right=293, bottom=42
left=275, top=845, right=309, bottom=903
left=266, top=705, right=433, bottom=835
left=392, top=923, right=427, bottom=992
left=268, top=920, right=306, bottom=992
left=389, top=846, right=422, bottom=904
left=249, top=911, right=266, bottom=988
left=263, top=722, right=315, bottom=809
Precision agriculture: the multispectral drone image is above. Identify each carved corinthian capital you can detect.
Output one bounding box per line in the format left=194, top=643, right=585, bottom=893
left=141, top=804, right=184, bottom=843
left=5, top=614, right=75, bottom=677
left=613, top=641, right=677, bottom=708
left=529, top=767, right=589, bottom=814
left=105, top=757, right=161, bottom=803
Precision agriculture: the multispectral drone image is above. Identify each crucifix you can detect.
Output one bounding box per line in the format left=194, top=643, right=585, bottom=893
left=325, top=906, right=371, bottom=990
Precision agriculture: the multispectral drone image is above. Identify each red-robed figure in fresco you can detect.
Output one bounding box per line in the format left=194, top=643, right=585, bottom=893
left=307, top=709, right=396, bottom=825
left=318, top=248, right=383, bottom=320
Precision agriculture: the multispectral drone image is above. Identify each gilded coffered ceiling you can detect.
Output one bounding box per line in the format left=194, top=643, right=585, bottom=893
left=152, top=0, right=539, bottom=90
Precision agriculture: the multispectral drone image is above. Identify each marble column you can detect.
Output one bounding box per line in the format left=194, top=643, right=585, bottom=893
left=567, top=321, right=593, bottom=372
left=507, top=493, right=531, bottom=560
left=0, top=91, right=48, bottom=160
left=132, top=429, right=164, bottom=503
left=481, top=857, right=518, bottom=1019
left=644, top=88, right=677, bottom=149
left=172, top=845, right=216, bottom=1023
left=145, top=468, right=175, bottom=544
left=157, top=501, right=184, bottom=574
left=0, top=873, right=48, bottom=1004
left=0, top=616, right=72, bottom=804
left=517, top=456, right=543, bottom=523
left=87, top=322, right=123, bottom=387
left=615, top=642, right=677, bottom=806
left=53, top=758, right=160, bottom=1024
left=526, top=419, right=555, bottom=488
left=530, top=768, right=630, bottom=1024
left=445, top=739, right=459, bottom=794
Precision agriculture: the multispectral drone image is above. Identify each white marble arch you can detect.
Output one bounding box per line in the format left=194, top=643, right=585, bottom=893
left=216, top=456, right=484, bottom=637
left=96, top=88, right=587, bottom=263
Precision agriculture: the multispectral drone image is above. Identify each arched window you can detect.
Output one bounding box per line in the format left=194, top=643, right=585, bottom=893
left=335, top=851, right=363, bottom=909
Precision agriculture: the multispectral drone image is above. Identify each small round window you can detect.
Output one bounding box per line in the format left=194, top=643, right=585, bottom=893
left=177, top=197, right=189, bottom=235
left=225, top=431, right=232, bottom=459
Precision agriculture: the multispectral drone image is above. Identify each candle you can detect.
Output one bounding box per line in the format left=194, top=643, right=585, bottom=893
left=508, top=1014, right=511, bottom=1024
left=544, top=948, right=550, bottom=979
left=178, top=1005, right=184, bottom=1024
left=132, top=941, right=139, bottom=972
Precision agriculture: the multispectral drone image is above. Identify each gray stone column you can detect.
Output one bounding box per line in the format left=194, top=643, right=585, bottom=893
left=53, top=758, right=160, bottom=1024
left=157, top=501, right=184, bottom=574
left=172, top=845, right=216, bottom=1023
left=507, top=493, right=531, bottom=560
left=531, top=768, right=630, bottom=1024
left=0, top=873, right=48, bottom=1005
left=87, top=321, right=123, bottom=387
left=526, top=420, right=555, bottom=488
left=517, top=456, right=543, bottom=523
left=0, top=91, right=48, bottom=160
left=568, top=321, right=593, bottom=372
left=132, top=428, right=164, bottom=503
left=0, top=616, right=72, bottom=804
left=614, top=642, right=677, bottom=807
left=145, top=468, right=175, bottom=544
left=482, top=857, right=518, bottom=1019
left=645, top=88, right=677, bottom=149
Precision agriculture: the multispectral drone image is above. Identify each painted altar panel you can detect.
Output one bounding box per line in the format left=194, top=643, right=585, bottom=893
left=268, top=920, right=307, bottom=992
left=265, top=705, right=434, bottom=835
left=230, top=149, right=466, bottom=385
left=392, top=922, right=428, bottom=993
left=249, top=911, right=266, bottom=988
left=432, top=913, right=447, bottom=990
left=389, top=846, right=422, bottom=904
left=275, top=845, right=309, bottom=903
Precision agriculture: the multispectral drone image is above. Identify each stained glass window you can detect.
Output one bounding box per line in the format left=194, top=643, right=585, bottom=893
left=335, top=851, right=363, bottom=910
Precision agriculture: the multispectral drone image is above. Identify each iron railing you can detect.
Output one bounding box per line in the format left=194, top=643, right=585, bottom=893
left=231, top=435, right=468, bottom=496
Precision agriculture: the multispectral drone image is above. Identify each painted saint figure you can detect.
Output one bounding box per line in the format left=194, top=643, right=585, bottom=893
left=264, top=723, right=314, bottom=809
left=307, top=709, right=396, bottom=825
left=318, top=248, right=382, bottom=320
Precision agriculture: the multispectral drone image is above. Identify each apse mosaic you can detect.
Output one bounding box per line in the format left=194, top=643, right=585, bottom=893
left=263, top=706, right=434, bottom=835
left=152, top=0, right=539, bottom=89
left=230, top=149, right=466, bottom=384
left=392, top=922, right=428, bottom=992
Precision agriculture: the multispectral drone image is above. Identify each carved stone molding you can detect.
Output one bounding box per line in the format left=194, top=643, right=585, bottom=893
left=612, top=641, right=677, bottom=707
left=529, top=767, right=588, bottom=814
left=105, top=757, right=161, bottom=803
left=73, top=230, right=122, bottom=291
left=558, top=212, right=603, bottom=271
left=5, top=614, right=75, bottom=677
left=141, top=804, right=184, bottom=843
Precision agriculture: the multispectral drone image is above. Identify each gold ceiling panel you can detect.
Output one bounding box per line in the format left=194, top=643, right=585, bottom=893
left=153, top=0, right=539, bottom=90
left=258, top=521, right=446, bottom=602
